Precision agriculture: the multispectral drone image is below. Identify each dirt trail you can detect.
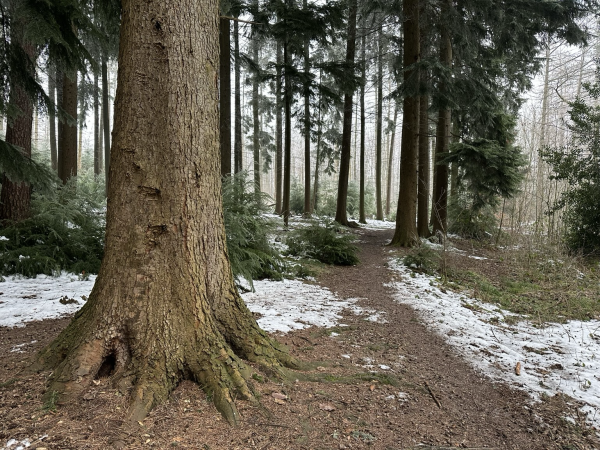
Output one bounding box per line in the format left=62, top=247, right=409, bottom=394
left=313, top=227, right=598, bottom=449
left=0, top=228, right=597, bottom=449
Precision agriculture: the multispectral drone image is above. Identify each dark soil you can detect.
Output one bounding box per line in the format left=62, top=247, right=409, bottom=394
left=0, top=229, right=597, bottom=449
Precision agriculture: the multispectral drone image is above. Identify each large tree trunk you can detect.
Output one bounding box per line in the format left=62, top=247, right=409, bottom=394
left=233, top=19, right=243, bottom=175
left=334, top=0, right=358, bottom=227
left=48, top=65, right=58, bottom=171
left=417, top=93, right=431, bottom=237
left=38, top=0, right=297, bottom=426
left=58, top=70, right=78, bottom=184
left=303, top=0, right=311, bottom=216
left=275, top=41, right=283, bottom=214
left=219, top=17, right=232, bottom=177
left=431, top=14, right=452, bottom=236
left=102, top=59, right=111, bottom=191
left=385, top=103, right=398, bottom=217
left=93, top=70, right=102, bottom=176
left=359, top=21, right=366, bottom=224
left=375, top=21, right=384, bottom=221
left=1, top=42, right=35, bottom=222
left=391, top=0, right=419, bottom=246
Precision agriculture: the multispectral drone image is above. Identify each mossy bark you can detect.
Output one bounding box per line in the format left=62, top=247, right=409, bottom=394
left=37, top=0, right=297, bottom=426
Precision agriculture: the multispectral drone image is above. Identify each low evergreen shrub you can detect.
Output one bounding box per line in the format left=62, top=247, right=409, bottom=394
left=222, top=172, right=287, bottom=289
left=402, top=244, right=440, bottom=274
left=0, top=172, right=106, bottom=277
left=285, top=219, right=359, bottom=265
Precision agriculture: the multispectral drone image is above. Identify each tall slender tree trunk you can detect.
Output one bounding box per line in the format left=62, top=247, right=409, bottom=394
left=535, top=45, right=550, bottom=233
left=233, top=19, right=243, bottom=174
left=275, top=41, right=283, bottom=214
left=77, top=79, right=84, bottom=171
left=283, top=3, right=292, bottom=226
left=252, top=22, right=261, bottom=197
left=58, top=70, right=78, bottom=184
left=312, top=68, right=323, bottom=212
left=335, top=0, right=358, bottom=227
left=102, top=59, right=111, bottom=192
left=417, top=3, right=430, bottom=237
left=359, top=21, right=366, bottom=224
left=303, top=0, right=311, bottom=215
left=98, top=102, right=104, bottom=161
left=375, top=21, right=384, bottom=221
left=431, top=15, right=452, bottom=236
left=1, top=41, right=35, bottom=222
left=38, top=0, right=297, bottom=427
left=417, top=93, right=431, bottom=237
left=48, top=65, right=58, bottom=171
left=219, top=17, right=232, bottom=176
left=94, top=71, right=102, bottom=176
left=385, top=103, right=398, bottom=217
left=391, top=0, right=420, bottom=246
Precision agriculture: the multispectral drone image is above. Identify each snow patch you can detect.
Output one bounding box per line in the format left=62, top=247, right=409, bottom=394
left=389, top=260, right=600, bottom=428
left=0, top=273, right=96, bottom=327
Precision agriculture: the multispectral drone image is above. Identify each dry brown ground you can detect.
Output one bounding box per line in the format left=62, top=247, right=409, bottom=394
left=0, top=229, right=598, bottom=450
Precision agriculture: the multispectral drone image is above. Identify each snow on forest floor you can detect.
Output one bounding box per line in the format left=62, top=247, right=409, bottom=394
left=0, top=274, right=382, bottom=334
left=389, top=259, right=600, bottom=428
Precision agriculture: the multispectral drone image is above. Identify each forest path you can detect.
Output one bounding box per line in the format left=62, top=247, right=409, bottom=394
left=0, top=228, right=598, bottom=449
left=308, top=227, right=598, bottom=449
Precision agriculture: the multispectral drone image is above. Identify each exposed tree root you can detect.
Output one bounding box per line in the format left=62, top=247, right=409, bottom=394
left=36, top=292, right=303, bottom=427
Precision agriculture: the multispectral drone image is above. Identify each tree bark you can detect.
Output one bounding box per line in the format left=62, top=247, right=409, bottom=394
left=48, top=65, right=58, bottom=171
left=233, top=19, right=243, bottom=175
left=391, top=0, right=420, bottom=246
left=38, top=0, right=297, bottom=426
left=417, top=93, right=431, bottom=237
left=431, top=12, right=452, bottom=236
left=303, top=0, right=311, bottom=215
left=385, top=103, right=398, bottom=217
left=77, top=78, right=84, bottom=171
left=359, top=21, right=366, bottom=224
left=102, top=59, right=111, bottom=192
left=282, top=8, right=292, bottom=226
left=219, top=17, right=232, bottom=177
left=1, top=42, right=35, bottom=222
left=375, top=21, right=384, bottom=221
left=275, top=41, right=283, bottom=214
left=94, top=70, right=102, bottom=176
left=312, top=69, right=323, bottom=213
left=335, top=0, right=358, bottom=227
left=58, top=70, right=78, bottom=184
left=252, top=30, right=261, bottom=197
left=417, top=5, right=430, bottom=238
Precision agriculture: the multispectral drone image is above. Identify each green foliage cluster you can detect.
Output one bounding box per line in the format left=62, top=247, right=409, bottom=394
left=0, top=172, right=106, bottom=277
left=541, top=77, right=600, bottom=254
left=448, top=200, right=498, bottom=239
left=285, top=219, right=359, bottom=265
left=222, top=172, right=287, bottom=289
left=442, top=112, right=526, bottom=239
left=402, top=245, right=440, bottom=274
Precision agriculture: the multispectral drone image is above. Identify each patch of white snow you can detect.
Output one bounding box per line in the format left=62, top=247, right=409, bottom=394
left=389, top=260, right=600, bottom=428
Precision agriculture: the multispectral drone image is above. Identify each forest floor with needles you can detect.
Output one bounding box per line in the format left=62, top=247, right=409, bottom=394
left=0, top=228, right=599, bottom=449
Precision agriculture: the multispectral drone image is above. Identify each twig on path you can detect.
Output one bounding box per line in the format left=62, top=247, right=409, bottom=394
left=424, top=381, right=442, bottom=408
